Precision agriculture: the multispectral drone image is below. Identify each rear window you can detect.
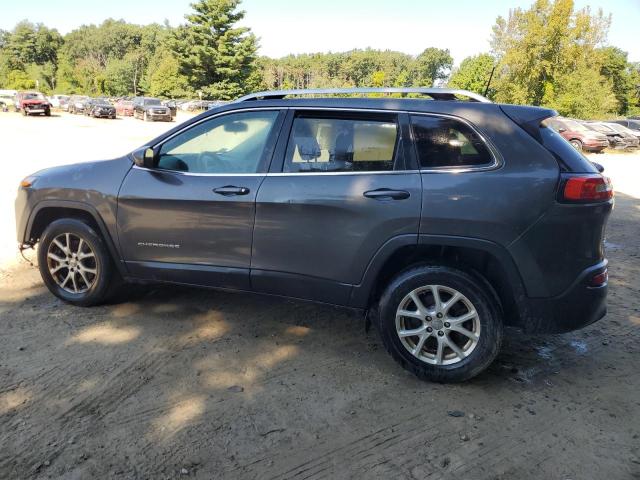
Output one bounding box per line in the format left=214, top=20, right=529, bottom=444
left=539, top=119, right=598, bottom=173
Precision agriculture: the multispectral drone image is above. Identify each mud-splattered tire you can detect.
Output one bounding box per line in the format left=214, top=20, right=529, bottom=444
left=38, top=219, right=115, bottom=307
left=377, top=265, right=503, bottom=383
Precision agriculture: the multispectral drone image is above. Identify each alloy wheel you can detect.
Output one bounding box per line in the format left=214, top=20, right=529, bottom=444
left=46, top=233, right=98, bottom=294
left=395, top=285, right=481, bottom=365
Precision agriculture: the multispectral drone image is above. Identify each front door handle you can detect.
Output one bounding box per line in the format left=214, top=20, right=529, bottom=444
left=363, top=188, right=410, bottom=201
left=213, top=185, right=250, bottom=196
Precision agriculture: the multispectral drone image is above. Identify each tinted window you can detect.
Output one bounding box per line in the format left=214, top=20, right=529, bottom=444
left=411, top=115, right=493, bottom=169
left=284, top=116, right=398, bottom=173
left=157, top=110, right=279, bottom=174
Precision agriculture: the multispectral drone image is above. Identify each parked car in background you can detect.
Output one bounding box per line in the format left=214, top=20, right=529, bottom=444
left=68, top=95, right=90, bottom=114
left=161, top=100, right=178, bottom=118
left=207, top=100, right=231, bottom=110
left=603, top=122, right=639, bottom=148
left=84, top=98, right=116, bottom=119
left=15, top=87, right=613, bottom=383
left=608, top=119, right=640, bottom=140
left=0, top=89, right=18, bottom=111
left=115, top=99, right=134, bottom=116
left=17, top=91, right=51, bottom=116
left=544, top=117, right=609, bottom=152
left=49, top=94, right=70, bottom=109
left=133, top=97, right=172, bottom=122
left=583, top=122, right=629, bottom=149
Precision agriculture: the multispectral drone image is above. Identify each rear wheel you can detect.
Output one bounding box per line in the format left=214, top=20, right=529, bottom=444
left=377, top=265, right=503, bottom=382
left=38, top=219, right=115, bottom=307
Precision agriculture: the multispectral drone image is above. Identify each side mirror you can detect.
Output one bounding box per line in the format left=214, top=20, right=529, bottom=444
left=131, top=146, right=156, bottom=169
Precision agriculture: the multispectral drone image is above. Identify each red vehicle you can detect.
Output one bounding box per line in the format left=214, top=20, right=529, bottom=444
left=17, top=91, right=51, bottom=116
left=115, top=99, right=134, bottom=116
left=544, top=117, right=609, bottom=153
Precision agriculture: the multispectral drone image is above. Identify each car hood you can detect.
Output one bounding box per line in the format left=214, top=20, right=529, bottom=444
left=27, top=157, right=132, bottom=186
left=22, top=99, right=48, bottom=105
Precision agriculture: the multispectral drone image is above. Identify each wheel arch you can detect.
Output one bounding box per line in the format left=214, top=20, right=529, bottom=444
left=350, top=234, right=527, bottom=328
left=24, top=200, right=126, bottom=276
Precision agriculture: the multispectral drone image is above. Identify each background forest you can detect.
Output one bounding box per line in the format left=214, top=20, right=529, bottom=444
left=0, top=0, right=638, bottom=118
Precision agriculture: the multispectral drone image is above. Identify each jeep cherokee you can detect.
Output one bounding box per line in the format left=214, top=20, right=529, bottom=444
left=15, top=88, right=613, bottom=382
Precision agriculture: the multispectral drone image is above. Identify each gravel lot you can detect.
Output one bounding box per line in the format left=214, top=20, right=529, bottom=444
left=1, top=111, right=639, bottom=479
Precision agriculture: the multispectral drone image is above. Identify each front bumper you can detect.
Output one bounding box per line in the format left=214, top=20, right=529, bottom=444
left=147, top=112, right=172, bottom=121
left=520, top=260, right=608, bottom=334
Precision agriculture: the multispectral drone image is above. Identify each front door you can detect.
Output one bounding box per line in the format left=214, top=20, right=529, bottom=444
left=251, top=109, right=421, bottom=304
left=117, top=109, right=284, bottom=289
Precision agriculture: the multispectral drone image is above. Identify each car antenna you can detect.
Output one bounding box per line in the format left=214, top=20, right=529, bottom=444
left=484, top=64, right=497, bottom=98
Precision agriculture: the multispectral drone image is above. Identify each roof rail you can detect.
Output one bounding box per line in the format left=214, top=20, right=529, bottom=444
left=235, top=88, right=492, bottom=103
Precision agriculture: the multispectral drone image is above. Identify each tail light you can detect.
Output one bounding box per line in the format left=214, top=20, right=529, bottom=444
left=589, top=268, right=608, bottom=287
left=562, top=175, right=613, bottom=202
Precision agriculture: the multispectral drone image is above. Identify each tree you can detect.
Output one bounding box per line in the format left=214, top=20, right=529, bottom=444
left=412, top=48, right=453, bottom=87
left=448, top=54, right=496, bottom=97
left=169, top=0, right=258, bottom=100
left=597, top=46, right=634, bottom=115
left=489, top=0, right=615, bottom=117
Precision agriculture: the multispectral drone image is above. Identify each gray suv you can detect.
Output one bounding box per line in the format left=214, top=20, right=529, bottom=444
left=15, top=88, right=613, bottom=382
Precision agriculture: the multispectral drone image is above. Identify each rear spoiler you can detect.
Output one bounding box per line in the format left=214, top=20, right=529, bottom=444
left=499, top=104, right=558, bottom=142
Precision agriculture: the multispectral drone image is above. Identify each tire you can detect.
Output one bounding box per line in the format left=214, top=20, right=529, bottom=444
left=569, top=139, right=583, bottom=152
left=377, top=265, right=503, bottom=383
left=45, top=109, right=51, bottom=117
left=22, top=108, right=27, bottom=116
left=38, top=219, right=115, bottom=307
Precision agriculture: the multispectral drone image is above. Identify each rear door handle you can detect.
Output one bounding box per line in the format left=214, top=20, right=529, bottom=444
left=363, top=188, right=410, bottom=200
left=213, top=185, right=250, bottom=196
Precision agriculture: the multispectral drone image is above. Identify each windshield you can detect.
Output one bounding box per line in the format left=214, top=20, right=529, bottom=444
left=589, top=123, right=614, bottom=133
left=95, top=100, right=111, bottom=105
left=606, top=123, right=626, bottom=133
left=145, top=99, right=161, bottom=106
left=561, top=119, right=592, bottom=132
left=24, top=93, right=45, bottom=100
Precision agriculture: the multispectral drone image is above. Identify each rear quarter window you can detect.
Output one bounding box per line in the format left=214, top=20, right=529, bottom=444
left=410, top=115, right=495, bottom=170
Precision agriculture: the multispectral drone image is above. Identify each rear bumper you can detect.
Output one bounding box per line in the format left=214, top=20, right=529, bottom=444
left=520, top=260, right=608, bottom=334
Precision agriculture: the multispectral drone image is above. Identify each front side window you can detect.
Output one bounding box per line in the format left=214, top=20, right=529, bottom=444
left=411, top=115, right=494, bottom=169
left=284, top=115, right=398, bottom=173
left=157, top=110, right=279, bottom=174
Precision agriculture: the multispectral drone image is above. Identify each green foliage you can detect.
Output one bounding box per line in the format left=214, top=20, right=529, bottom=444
left=168, top=0, right=258, bottom=100
left=0, top=0, right=637, bottom=117
left=488, top=0, right=622, bottom=118
left=258, top=48, right=452, bottom=91
left=4, top=69, right=35, bottom=89
left=448, top=54, right=496, bottom=97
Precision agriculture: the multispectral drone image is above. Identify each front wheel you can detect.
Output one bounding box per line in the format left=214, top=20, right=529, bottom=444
left=38, top=219, right=115, bottom=307
left=569, top=139, right=583, bottom=152
left=377, top=265, right=503, bottom=382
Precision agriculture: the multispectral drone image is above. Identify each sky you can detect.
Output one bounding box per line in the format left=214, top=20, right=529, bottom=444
left=1, top=0, right=639, bottom=64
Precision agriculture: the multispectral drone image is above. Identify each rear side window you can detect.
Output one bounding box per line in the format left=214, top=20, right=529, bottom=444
left=284, top=115, right=398, bottom=173
left=411, top=115, right=494, bottom=169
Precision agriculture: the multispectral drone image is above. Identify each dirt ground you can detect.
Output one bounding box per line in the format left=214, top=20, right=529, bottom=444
left=1, top=111, right=639, bottom=479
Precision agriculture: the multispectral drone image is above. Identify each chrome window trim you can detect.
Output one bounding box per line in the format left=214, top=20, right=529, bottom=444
left=137, top=106, right=502, bottom=177
left=131, top=165, right=420, bottom=177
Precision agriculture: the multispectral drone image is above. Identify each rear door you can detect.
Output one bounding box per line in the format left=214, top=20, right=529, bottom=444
left=251, top=109, right=421, bottom=305
left=117, top=109, right=284, bottom=289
